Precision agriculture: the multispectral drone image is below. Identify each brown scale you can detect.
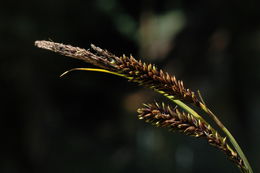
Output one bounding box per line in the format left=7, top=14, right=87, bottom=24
left=35, top=41, right=247, bottom=172
left=115, top=55, right=202, bottom=106
left=137, top=102, right=245, bottom=171
left=35, top=41, right=201, bottom=106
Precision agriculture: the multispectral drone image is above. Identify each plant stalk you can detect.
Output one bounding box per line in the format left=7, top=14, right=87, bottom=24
left=199, top=104, right=253, bottom=173
left=61, top=67, right=252, bottom=172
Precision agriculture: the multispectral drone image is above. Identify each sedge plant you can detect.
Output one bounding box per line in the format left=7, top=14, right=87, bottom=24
left=35, top=40, right=253, bottom=173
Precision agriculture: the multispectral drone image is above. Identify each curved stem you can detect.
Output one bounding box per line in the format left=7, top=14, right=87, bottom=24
left=199, top=104, right=253, bottom=173
left=60, top=68, right=126, bottom=78
left=223, top=127, right=252, bottom=173
left=64, top=68, right=252, bottom=172
left=153, top=90, right=251, bottom=172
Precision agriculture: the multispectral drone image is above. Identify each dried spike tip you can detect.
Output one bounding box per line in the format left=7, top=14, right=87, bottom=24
left=137, top=102, right=246, bottom=171
left=35, top=41, right=250, bottom=172
left=35, top=40, right=120, bottom=71
left=35, top=40, right=202, bottom=106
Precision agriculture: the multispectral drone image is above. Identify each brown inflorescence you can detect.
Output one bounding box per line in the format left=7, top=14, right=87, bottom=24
left=35, top=40, right=249, bottom=172
left=117, top=55, right=200, bottom=106
left=35, top=40, right=200, bottom=106
left=137, top=102, right=246, bottom=171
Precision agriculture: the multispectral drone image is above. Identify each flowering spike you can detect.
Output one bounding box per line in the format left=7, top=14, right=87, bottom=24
left=35, top=40, right=250, bottom=173
left=137, top=102, right=244, bottom=170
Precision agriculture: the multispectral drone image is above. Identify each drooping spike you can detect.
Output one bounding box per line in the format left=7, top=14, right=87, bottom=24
left=36, top=41, right=246, bottom=172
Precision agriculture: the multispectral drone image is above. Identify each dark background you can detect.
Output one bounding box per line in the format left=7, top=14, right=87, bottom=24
left=1, top=0, right=259, bottom=172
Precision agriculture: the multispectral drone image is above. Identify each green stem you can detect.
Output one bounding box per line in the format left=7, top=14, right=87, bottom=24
left=60, top=68, right=126, bottom=78
left=162, top=90, right=251, bottom=172
left=223, top=127, right=252, bottom=173
left=200, top=104, right=253, bottom=173
left=170, top=99, right=206, bottom=122
left=63, top=68, right=252, bottom=172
